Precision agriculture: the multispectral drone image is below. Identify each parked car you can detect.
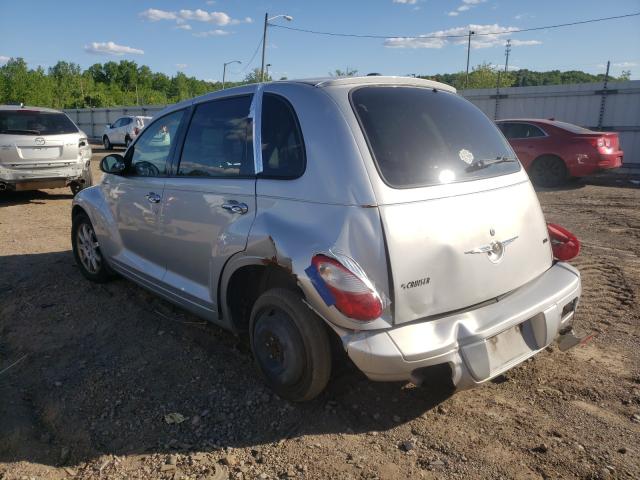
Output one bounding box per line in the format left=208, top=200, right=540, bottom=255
left=496, top=118, right=623, bottom=187
left=0, top=105, right=92, bottom=195
left=102, top=115, right=152, bottom=150
left=71, top=77, right=582, bottom=401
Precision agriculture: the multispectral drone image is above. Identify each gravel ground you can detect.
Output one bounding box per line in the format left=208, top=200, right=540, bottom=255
left=1, top=151, right=639, bottom=480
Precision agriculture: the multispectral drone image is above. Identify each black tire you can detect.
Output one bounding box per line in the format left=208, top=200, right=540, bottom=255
left=530, top=155, right=567, bottom=188
left=71, top=212, right=114, bottom=283
left=70, top=168, right=92, bottom=196
left=250, top=288, right=332, bottom=402
left=103, top=135, right=112, bottom=150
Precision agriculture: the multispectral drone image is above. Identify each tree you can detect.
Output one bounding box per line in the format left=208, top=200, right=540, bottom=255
left=243, top=68, right=272, bottom=83
left=619, top=70, right=631, bottom=81
left=330, top=67, right=358, bottom=77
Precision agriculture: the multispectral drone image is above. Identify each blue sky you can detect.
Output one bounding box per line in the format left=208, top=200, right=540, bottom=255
left=1, top=0, right=639, bottom=81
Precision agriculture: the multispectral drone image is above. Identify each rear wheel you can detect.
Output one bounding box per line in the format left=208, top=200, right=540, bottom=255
left=103, top=135, right=112, bottom=150
left=70, top=168, right=93, bottom=196
left=530, top=155, right=567, bottom=188
left=72, top=212, right=114, bottom=283
left=250, top=288, right=331, bottom=402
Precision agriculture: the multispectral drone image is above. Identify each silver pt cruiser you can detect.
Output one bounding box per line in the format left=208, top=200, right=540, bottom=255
left=71, top=77, right=582, bottom=401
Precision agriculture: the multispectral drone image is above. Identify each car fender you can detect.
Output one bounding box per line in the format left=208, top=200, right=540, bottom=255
left=72, top=184, right=123, bottom=260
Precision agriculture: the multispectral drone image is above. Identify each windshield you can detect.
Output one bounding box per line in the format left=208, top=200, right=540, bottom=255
left=351, top=86, right=520, bottom=188
left=0, top=110, right=79, bottom=135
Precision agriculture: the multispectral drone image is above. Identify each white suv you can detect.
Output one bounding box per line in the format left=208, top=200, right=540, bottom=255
left=0, top=105, right=92, bottom=195
left=102, top=115, right=152, bottom=150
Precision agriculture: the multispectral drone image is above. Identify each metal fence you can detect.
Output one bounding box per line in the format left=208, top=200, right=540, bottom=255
left=64, top=79, right=640, bottom=165
left=461, top=80, right=640, bottom=166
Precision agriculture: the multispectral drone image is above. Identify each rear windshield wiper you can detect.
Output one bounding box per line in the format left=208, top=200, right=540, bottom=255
left=0, top=128, right=42, bottom=135
left=465, top=155, right=517, bottom=172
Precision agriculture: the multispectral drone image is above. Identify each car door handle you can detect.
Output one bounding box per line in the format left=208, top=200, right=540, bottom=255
left=145, top=192, right=162, bottom=203
left=222, top=200, right=248, bottom=214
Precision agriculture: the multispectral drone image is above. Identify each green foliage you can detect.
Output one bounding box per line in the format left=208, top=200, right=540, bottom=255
left=423, top=63, right=630, bottom=90
left=0, top=57, right=632, bottom=109
left=0, top=57, right=225, bottom=108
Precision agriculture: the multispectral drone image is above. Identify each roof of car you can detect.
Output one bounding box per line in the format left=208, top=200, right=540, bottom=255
left=286, top=76, right=456, bottom=93
left=0, top=104, right=63, bottom=113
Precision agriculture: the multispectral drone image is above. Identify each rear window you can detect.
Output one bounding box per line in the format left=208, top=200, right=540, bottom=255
left=351, top=86, right=520, bottom=188
left=0, top=110, right=79, bottom=135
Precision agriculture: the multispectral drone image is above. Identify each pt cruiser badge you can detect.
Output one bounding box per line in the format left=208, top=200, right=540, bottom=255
left=465, top=235, right=519, bottom=263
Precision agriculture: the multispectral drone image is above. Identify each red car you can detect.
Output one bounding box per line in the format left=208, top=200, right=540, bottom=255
left=496, top=119, right=623, bottom=187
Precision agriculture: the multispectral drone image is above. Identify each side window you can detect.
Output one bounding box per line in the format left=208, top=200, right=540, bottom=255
left=178, top=95, right=253, bottom=177
left=123, top=118, right=133, bottom=126
left=261, top=93, right=305, bottom=178
left=128, top=109, right=184, bottom=177
left=111, top=118, right=123, bottom=128
left=497, top=123, right=512, bottom=138
left=524, top=124, right=545, bottom=138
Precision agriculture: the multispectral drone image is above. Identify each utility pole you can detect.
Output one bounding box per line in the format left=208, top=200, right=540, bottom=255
left=464, top=30, right=475, bottom=89
left=504, top=39, right=511, bottom=74
left=260, top=12, right=269, bottom=82
left=597, top=60, right=611, bottom=131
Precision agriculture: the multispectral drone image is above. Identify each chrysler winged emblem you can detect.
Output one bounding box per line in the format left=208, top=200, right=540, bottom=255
left=465, top=234, right=518, bottom=264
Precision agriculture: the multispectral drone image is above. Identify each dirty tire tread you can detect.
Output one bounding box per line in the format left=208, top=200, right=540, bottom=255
left=71, top=212, right=114, bottom=283
left=531, top=155, right=567, bottom=188
left=250, top=288, right=332, bottom=402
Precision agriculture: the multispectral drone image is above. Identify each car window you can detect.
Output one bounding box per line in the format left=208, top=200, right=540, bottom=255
left=177, top=95, right=253, bottom=178
left=351, top=86, right=519, bottom=188
left=503, top=123, right=545, bottom=139
left=0, top=110, right=78, bottom=135
left=123, top=118, right=132, bottom=126
left=128, top=110, right=184, bottom=177
left=260, top=93, right=305, bottom=178
left=111, top=118, right=123, bottom=128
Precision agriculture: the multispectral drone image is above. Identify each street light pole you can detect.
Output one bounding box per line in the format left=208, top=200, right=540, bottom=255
left=265, top=63, right=272, bottom=79
left=260, top=13, right=292, bottom=82
left=465, top=30, right=475, bottom=89
left=222, top=60, right=242, bottom=90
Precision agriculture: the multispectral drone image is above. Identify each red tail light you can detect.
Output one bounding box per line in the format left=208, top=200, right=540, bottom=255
left=547, top=224, right=580, bottom=261
left=134, top=127, right=140, bottom=135
left=311, top=255, right=383, bottom=321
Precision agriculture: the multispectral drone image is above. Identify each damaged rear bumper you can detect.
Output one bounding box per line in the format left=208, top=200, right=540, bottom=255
left=341, top=262, right=581, bottom=388
left=0, top=161, right=90, bottom=191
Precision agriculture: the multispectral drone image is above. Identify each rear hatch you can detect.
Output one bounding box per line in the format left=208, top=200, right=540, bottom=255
left=0, top=109, right=84, bottom=172
left=351, top=86, right=553, bottom=324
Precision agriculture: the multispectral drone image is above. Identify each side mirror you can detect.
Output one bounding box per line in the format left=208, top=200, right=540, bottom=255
left=100, top=154, right=127, bottom=175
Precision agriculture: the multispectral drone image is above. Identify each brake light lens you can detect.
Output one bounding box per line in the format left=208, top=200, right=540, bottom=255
left=547, top=223, right=580, bottom=261
left=134, top=127, right=140, bottom=135
left=310, top=255, right=383, bottom=321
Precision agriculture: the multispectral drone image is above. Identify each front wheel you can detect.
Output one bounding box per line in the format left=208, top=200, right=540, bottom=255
left=72, top=213, right=114, bottom=283
left=250, top=288, right=332, bottom=402
left=103, top=135, right=112, bottom=150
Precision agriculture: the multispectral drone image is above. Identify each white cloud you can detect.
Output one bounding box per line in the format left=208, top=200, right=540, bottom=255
left=613, top=61, right=637, bottom=68
left=510, top=39, right=542, bottom=46
left=447, top=0, right=486, bottom=16
left=176, top=24, right=192, bottom=30
left=462, top=0, right=486, bottom=4
left=447, top=11, right=459, bottom=16
left=393, top=0, right=417, bottom=4
left=206, top=0, right=215, bottom=4
left=193, top=29, right=230, bottom=37
left=140, top=8, right=177, bottom=21
left=84, top=41, right=144, bottom=56
left=140, top=8, right=248, bottom=27
left=0, top=55, right=10, bottom=64
left=176, top=63, right=188, bottom=69
left=385, top=24, right=540, bottom=50
left=457, top=5, right=471, bottom=11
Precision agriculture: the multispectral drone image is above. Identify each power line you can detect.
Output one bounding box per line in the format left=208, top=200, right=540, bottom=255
left=268, top=12, right=640, bottom=40
left=241, top=35, right=264, bottom=73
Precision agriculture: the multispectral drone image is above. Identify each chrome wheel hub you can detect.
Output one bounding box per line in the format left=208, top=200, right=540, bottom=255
left=77, top=223, right=101, bottom=274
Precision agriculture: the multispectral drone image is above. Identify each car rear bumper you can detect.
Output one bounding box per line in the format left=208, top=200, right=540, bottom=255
left=596, top=151, right=623, bottom=169
left=340, top=262, right=581, bottom=388
left=0, top=160, right=90, bottom=191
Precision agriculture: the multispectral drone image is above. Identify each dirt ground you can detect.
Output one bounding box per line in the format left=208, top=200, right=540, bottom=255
left=1, top=151, right=639, bottom=480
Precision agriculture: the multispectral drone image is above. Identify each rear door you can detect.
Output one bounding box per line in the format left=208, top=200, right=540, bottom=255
left=499, top=122, right=547, bottom=168
left=350, top=87, right=552, bottom=325
left=160, top=95, right=256, bottom=309
left=102, top=109, right=186, bottom=283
